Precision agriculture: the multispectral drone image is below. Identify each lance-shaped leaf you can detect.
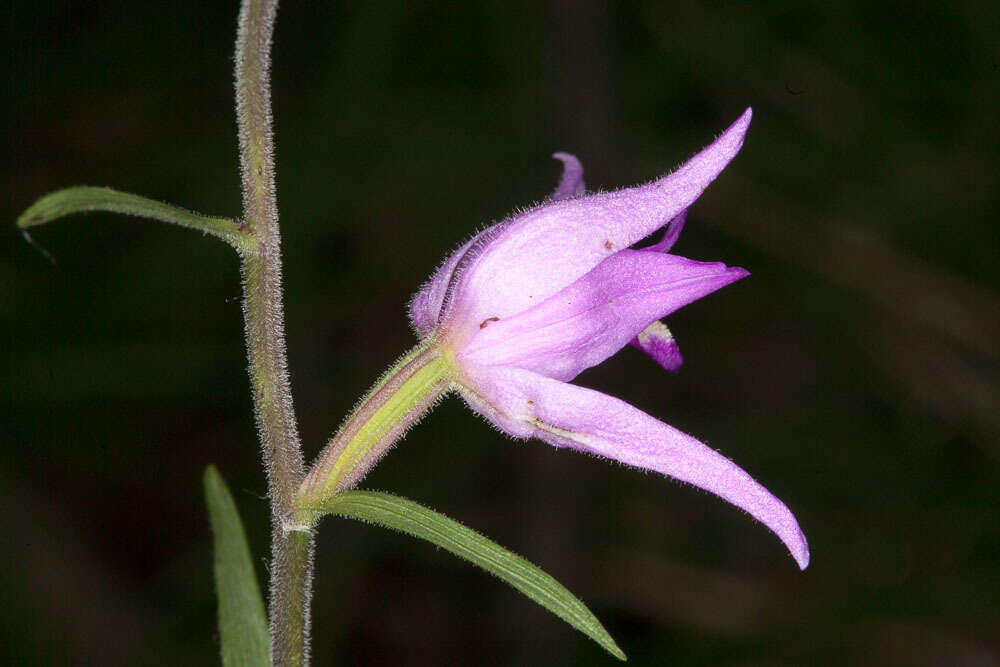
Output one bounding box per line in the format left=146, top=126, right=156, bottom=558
left=311, top=490, right=626, bottom=661
left=204, top=465, right=270, bottom=667
left=17, top=186, right=255, bottom=254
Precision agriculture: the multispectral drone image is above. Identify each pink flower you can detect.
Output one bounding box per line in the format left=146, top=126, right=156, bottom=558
left=410, top=109, right=809, bottom=569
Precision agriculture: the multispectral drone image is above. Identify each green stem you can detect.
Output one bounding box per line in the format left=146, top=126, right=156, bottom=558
left=295, top=342, right=450, bottom=524
left=234, top=0, right=312, bottom=665
left=268, top=531, right=313, bottom=667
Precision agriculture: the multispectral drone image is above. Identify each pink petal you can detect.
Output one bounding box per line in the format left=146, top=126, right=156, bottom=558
left=459, top=249, right=747, bottom=381
left=649, top=209, right=688, bottom=253
left=412, top=151, right=587, bottom=336
left=441, top=109, right=752, bottom=340
left=629, top=320, right=684, bottom=373
left=634, top=212, right=689, bottom=372
left=550, top=152, right=586, bottom=200
left=409, top=226, right=496, bottom=337
left=458, top=365, right=810, bottom=569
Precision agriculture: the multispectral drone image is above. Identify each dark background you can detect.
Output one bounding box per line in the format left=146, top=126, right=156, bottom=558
left=4, top=1, right=999, bottom=665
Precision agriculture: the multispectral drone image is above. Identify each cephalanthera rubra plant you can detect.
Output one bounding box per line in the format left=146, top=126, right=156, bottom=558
left=17, top=2, right=806, bottom=664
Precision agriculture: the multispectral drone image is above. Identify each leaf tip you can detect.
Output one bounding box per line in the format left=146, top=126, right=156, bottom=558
left=593, top=624, right=626, bottom=661
left=19, top=228, right=57, bottom=264
left=16, top=213, right=45, bottom=229
left=204, top=463, right=222, bottom=488
left=608, top=641, right=627, bottom=661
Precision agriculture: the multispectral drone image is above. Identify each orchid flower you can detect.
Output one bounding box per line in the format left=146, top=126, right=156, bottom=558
left=298, top=108, right=809, bottom=570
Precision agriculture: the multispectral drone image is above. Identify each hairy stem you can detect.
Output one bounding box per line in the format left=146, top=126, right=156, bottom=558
left=234, top=0, right=313, bottom=665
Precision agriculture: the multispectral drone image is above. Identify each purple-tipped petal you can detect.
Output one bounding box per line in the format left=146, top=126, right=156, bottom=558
left=459, top=365, right=810, bottom=569
left=459, top=249, right=748, bottom=381
left=551, top=152, right=586, bottom=200
left=629, top=321, right=684, bottom=373
left=441, top=109, right=752, bottom=338
left=649, top=209, right=688, bottom=253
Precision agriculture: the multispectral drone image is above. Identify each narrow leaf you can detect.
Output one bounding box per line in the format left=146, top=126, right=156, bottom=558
left=204, top=465, right=270, bottom=667
left=314, top=490, right=626, bottom=661
left=17, top=186, right=254, bottom=253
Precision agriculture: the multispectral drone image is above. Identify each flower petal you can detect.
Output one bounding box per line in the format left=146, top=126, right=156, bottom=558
left=459, top=249, right=747, bottom=381
left=411, top=150, right=587, bottom=337
left=409, top=226, right=496, bottom=337
left=458, top=366, right=810, bottom=570
left=550, top=152, right=586, bottom=200
left=441, top=108, right=752, bottom=339
left=649, top=209, right=688, bottom=253
left=629, top=320, right=684, bottom=373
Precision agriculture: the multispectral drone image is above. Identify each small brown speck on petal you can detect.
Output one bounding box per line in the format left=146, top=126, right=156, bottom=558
left=479, top=316, right=500, bottom=329
left=604, top=240, right=614, bottom=250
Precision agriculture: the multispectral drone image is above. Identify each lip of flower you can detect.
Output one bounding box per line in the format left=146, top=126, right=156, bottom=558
left=410, top=108, right=810, bottom=569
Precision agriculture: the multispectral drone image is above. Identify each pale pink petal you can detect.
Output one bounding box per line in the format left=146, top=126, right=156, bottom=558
left=410, top=238, right=473, bottom=336
left=550, top=152, right=586, bottom=200
left=409, top=225, right=501, bottom=337
left=458, top=365, right=810, bottom=569
left=459, top=249, right=747, bottom=381
left=412, top=151, right=587, bottom=336
left=441, top=109, right=752, bottom=339
left=629, top=320, right=684, bottom=373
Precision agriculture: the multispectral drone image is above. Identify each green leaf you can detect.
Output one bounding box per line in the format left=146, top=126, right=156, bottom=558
left=204, top=465, right=270, bottom=667
left=17, top=186, right=255, bottom=253
left=313, top=490, right=626, bottom=661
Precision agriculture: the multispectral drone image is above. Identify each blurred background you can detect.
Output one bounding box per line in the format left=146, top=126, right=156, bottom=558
left=3, top=1, right=998, bottom=664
